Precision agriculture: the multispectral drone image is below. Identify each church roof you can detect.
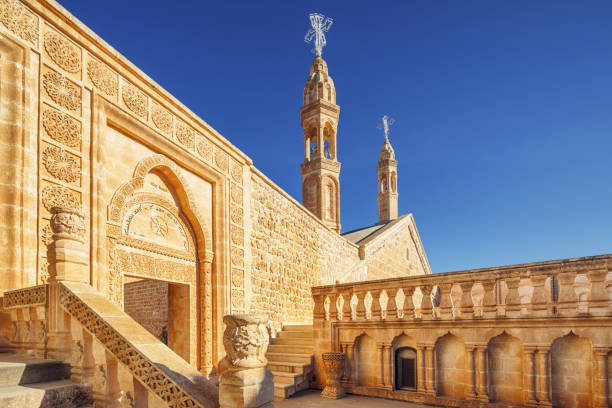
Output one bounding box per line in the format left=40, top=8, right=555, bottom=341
left=341, top=216, right=406, bottom=245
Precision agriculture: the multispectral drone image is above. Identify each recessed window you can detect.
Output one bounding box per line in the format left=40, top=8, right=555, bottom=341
left=395, top=347, right=417, bottom=390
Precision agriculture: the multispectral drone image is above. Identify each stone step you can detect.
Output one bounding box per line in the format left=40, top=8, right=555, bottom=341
left=270, top=371, right=304, bottom=386
left=273, top=382, right=296, bottom=399
left=266, top=352, right=313, bottom=365
left=276, top=330, right=313, bottom=340
left=267, top=344, right=314, bottom=355
left=281, top=324, right=313, bottom=332
left=0, top=354, right=70, bottom=387
left=267, top=361, right=311, bottom=375
left=0, top=379, right=92, bottom=408
left=270, top=336, right=313, bottom=347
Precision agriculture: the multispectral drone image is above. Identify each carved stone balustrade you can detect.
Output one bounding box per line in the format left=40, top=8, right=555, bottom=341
left=219, top=314, right=273, bottom=408
left=312, top=254, right=612, bottom=408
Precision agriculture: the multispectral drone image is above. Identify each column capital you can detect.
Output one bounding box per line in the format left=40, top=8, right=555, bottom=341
left=594, top=347, right=610, bottom=356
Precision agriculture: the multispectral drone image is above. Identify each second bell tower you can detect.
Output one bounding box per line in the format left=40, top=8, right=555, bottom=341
left=300, top=55, right=341, bottom=233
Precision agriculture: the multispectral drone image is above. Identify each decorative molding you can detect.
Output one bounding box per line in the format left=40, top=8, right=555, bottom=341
left=122, top=82, right=147, bottom=119
left=42, top=145, right=80, bottom=183
left=41, top=184, right=81, bottom=212
left=43, top=30, right=81, bottom=73
left=196, top=137, right=212, bottom=163
left=175, top=120, right=195, bottom=150
left=87, top=57, right=118, bottom=97
left=42, top=107, right=81, bottom=149
left=43, top=71, right=81, bottom=112
left=151, top=102, right=173, bottom=135
left=214, top=149, right=229, bottom=172
left=58, top=284, right=204, bottom=408
left=116, top=248, right=195, bottom=284
left=0, top=0, right=38, bottom=46
left=4, top=285, right=47, bottom=308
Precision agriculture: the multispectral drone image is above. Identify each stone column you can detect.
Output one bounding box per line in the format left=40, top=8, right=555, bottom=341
left=385, top=344, right=394, bottom=390
left=505, top=276, right=522, bottom=318
left=403, top=287, right=415, bottom=320
left=523, top=346, right=538, bottom=405
left=321, top=352, right=346, bottom=399
left=219, top=314, right=273, bottom=408
left=476, top=346, right=488, bottom=401
left=426, top=346, right=436, bottom=395
left=354, top=291, right=367, bottom=320
left=47, top=207, right=87, bottom=362
left=370, top=290, right=382, bottom=320
left=339, top=343, right=350, bottom=381
left=466, top=345, right=477, bottom=399
left=376, top=343, right=385, bottom=387
left=420, top=286, right=433, bottom=321
left=416, top=344, right=425, bottom=393
left=202, top=251, right=214, bottom=375
left=347, top=343, right=356, bottom=384
left=595, top=348, right=609, bottom=408
left=438, top=283, right=453, bottom=320
left=536, top=348, right=552, bottom=406
left=482, top=280, right=497, bottom=319
left=386, top=289, right=398, bottom=320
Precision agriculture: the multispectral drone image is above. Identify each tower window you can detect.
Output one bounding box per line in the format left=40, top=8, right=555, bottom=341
left=310, top=140, right=318, bottom=157
left=323, top=140, right=331, bottom=159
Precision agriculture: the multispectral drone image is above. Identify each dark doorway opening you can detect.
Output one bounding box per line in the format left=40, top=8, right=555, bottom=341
left=395, top=347, right=417, bottom=390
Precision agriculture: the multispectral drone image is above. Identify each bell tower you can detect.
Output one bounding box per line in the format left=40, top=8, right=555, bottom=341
left=300, top=55, right=341, bottom=232
left=377, top=116, right=398, bottom=222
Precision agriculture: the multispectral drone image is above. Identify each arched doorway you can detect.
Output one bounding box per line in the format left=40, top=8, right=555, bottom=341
left=395, top=347, right=417, bottom=390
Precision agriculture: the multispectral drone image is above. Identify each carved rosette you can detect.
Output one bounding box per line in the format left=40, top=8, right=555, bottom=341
left=175, top=121, right=195, bottom=149
left=230, top=185, right=243, bottom=205
left=50, top=206, right=86, bottom=243
left=0, top=0, right=38, bottom=46
left=321, top=352, right=346, bottom=399
left=196, top=138, right=212, bottom=162
left=44, top=31, right=81, bottom=74
left=151, top=103, right=173, bottom=135
left=121, top=82, right=147, bottom=119
left=41, top=184, right=81, bottom=212
left=222, top=314, right=269, bottom=369
left=43, top=71, right=81, bottom=112
left=215, top=149, right=229, bottom=172
left=42, top=146, right=80, bottom=184
left=42, top=107, right=81, bottom=149
left=87, top=58, right=118, bottom=97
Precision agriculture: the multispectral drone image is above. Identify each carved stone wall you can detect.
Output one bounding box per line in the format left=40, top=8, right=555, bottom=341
left=249, top=172, right=360, bottom=331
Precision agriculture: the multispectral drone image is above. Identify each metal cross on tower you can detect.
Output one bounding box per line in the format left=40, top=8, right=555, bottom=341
left=305, top=13, right=333, bottom=56
left=377, top=115, right=395, bottom=140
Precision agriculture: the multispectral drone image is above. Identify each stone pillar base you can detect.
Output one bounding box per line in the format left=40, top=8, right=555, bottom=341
left=321, top=352, right=346, bottom=399
left=219, top=367, right=274, bottom=408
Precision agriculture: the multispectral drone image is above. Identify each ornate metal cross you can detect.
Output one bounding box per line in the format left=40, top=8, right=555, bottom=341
left=377, top=115, right=395, bottom=139
left=305, top=13, right=333, bottom=56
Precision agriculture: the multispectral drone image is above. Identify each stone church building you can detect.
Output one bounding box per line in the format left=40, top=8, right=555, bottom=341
left=0, top=1, right=610, bottom=407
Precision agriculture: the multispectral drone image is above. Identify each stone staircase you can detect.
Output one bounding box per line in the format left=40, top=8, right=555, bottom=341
left=0, top=351, right=92, bottom=407
left=266, top=324, right=314, bottom=399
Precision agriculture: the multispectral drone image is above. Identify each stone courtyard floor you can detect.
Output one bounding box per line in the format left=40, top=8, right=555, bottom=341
left=276, top=390, right=435, bottom=407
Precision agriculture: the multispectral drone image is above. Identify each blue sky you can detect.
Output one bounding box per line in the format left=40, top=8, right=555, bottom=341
left=59, top=0, right=612, bottom=273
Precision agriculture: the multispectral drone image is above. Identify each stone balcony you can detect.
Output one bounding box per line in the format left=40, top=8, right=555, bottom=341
left=311, top=254, right=612, bottom=408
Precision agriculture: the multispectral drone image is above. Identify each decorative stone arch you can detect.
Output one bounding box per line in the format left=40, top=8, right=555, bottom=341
left=106, top=154, right=215, bottom=373
left=354, top=332, right=377, bottom=387
left=391, top=332, right=417, bottom=391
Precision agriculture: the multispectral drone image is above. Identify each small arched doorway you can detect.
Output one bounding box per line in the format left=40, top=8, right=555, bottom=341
left=395, top=347, right=417, bottom=390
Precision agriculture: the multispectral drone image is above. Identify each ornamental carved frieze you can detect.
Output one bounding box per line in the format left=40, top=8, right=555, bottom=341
left=116, top=249, right=195, bottom=284
left=230, top=159, right=243, bottom=183
left=41, top=184, right=81, bottom=212
left=42, top=145, right=80, bottom=184
left=222, top=314, right=268, bottom=368
left=40, top=223, right=53, bottom=246
left=39, top=258, right=49, bottom=284
left=231, top=246, right=244, bottom=268
left=175, top=120, right=195, bottom=150
left=43, top=71, right=81, bottom=112
left=121, top=82, right=147, bottom=119
left=3, top=285, right=46, bottom=308
left=214, top=149, right=229, bottom=172
left=196, top=138, right=212, bottom=163
left=87, top=57, right=118, bottom=97
left=151, top=103, right=173, bottom=135
left=230, top=203, right=243, bottom=225
left=43, top=30, right=81, bottom=74
left=0, top=0, right=38, bottom=46
left=231, top=268, right=244, bottom=287
left=42, top=107, right=81, bottom=149
left=230, top=184, right=243, bottom=205
left=230, top=225, right=243, bottom=246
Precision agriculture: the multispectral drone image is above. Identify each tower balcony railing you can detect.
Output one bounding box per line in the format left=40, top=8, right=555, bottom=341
left=311, top=254, right=612, bottom=407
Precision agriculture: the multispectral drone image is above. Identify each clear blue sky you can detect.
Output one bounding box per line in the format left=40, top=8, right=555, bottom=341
left=59, top=0, right=612, bottom=273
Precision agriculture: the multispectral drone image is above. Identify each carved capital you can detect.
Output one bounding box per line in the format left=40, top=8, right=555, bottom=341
left=222, top=314, right=269, bottom=369
left=50, top=206, right=86, bottom=243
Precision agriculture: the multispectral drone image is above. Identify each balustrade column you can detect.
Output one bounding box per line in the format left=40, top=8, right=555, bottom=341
left=355, top=291, right=367, bottom=320
left=595, top=348, right=609, bottom=408
left=476, top=346, right=488, bottom=401
left=420, top=286, right=433, bottom=320
left=328, top=293, right=338, bottom=321
left=438, top=283, right=453, bottom=319
left=523, top=346, right=538, bottom=405
left=466, top=345, right=477, bottom=399
left=403, top=287, right=415, bottom=320
left=416, top=344, right=425, bottom=392
left=313, top=293, right=326, bottom=321
left=133, top=378, right=148, bottom=408
left=426, top=346, right=436, bottom=395
left=505, top=276, right=522, bottom=318
left=371, top=290, right=382, bottom=320
left=588, top=269, right=609, bottom=316
left=70, top=328, right=94, bottom=386
left=385, top=344, right=394, bottom=390
left=105, top=352, right=122, bottom=408
left=386, top=289, right=398, bottom=320
left=536, top=348, right=552, bottom=406
left=460, top=282, right=474, bottom=319
left=482, top=280, right=497, bottom=319
left=557, top=272, right=578, bottom=316
left=530, top=274, right=549, bottom=317
left=20, top=307, right=35, bottom=355
left=32, top=306, right=47, bottom=359
left=340, top=292, right=352, bottom=321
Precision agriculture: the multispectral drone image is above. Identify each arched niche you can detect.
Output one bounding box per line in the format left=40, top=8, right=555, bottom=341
left=435, top=333, right=466, bottom=398
left=487, top=332, right=524, bottom=404
left=355, top=333, right=377, bottom=387
left=551, top=332, right=593, bottom=408
left=392, top=334, right=417, bottom=390
left=106, top=154, right=213, bottom=371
